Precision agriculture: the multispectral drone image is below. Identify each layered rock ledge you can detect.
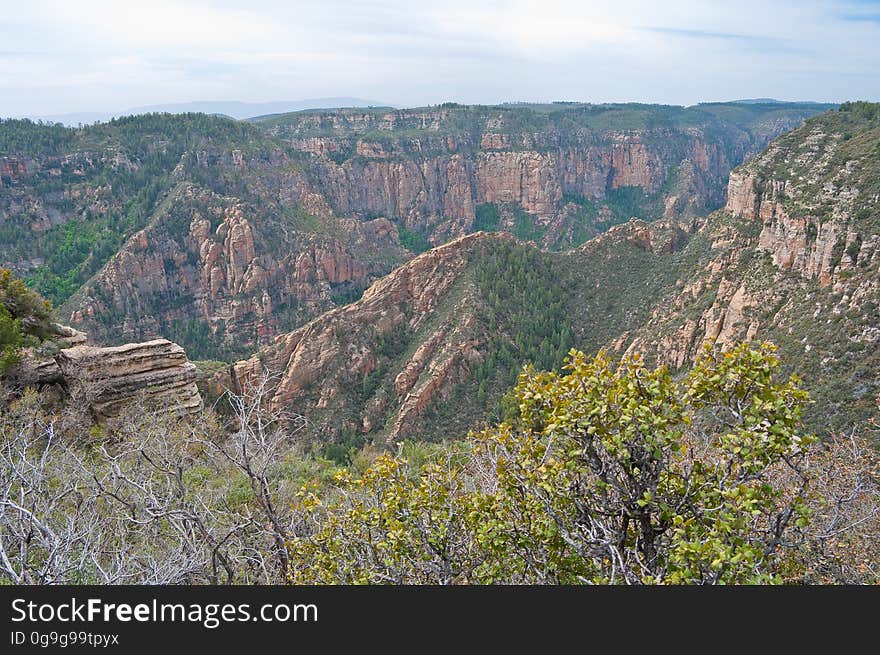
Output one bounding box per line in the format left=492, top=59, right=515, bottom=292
left=54, top=339, right=202, bottom=421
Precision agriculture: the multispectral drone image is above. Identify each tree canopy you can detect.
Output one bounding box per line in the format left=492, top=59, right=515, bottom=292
left=0, top=268, right=54, bottom=372
left=287, top=342, right=877, bottom=584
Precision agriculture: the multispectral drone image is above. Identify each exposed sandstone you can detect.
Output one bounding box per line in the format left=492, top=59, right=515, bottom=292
left=724, top=171, right=761, bottom=219
left=56, top=339, right=202, bottom=421
left=388, top=338, right=481, bottom=443
left=7, top=357, right=65, bottom=387
left=2, top=105, right=822, bottom=358
left=278, top=109, right=814, bottom=248
left=307, top=137, right=729, bottom=240
left=232, top=232, right=509, bottom=441
left=49, top=323, right=88, bottom=346
left=394, top=327, right=448, bottom=395
left=66, top=184, right=408, bottom=351
left=726, top=149, right=857, bottom=287
left=477, top=151, right=561, bottom=218
left=616, top=108, right=880, bottom=423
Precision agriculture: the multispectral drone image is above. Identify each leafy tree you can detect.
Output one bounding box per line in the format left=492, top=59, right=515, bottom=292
left=0, top=304, right=23, bottom=373
left=396, top=224, right=431, bottom=253
left=286, top=343, right=874, bottom=584
left=0, top=268, right=54, bottom=372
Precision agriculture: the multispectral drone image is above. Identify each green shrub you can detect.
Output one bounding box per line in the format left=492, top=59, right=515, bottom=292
left=0, top=268, right=53, bottom=340
left=0, top=304, right=23, bottom=373
left=396, top=224, right=431, bottom=253
left=287, top=343, right=836, bottom=584
left=473, top=203, right=500, bottom=232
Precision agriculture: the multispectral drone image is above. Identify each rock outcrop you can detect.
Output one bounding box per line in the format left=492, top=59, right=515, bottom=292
left=724, top=123, right=869, bottom=288
left=56, top=339, right=202, bottom=421
left=232, top=232, right=510, bottom=442
left=4, top=318, right=203, bottom=423
left=0, top=157, right=30, bottom=185
left=9, top=357, right=65, bottom=387
left=65, top=184, right=409, bottom=354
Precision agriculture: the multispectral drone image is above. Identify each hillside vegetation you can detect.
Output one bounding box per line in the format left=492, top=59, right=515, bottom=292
left=2, top=342, right=876, bottom=584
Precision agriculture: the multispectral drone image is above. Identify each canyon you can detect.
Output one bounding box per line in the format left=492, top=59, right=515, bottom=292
left=1, top=103, right=828, bottom=356
left=3, top=101, right=878, bottom=441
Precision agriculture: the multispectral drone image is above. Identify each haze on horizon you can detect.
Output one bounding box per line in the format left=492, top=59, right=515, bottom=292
left=2, top=0, right=879, bottom=120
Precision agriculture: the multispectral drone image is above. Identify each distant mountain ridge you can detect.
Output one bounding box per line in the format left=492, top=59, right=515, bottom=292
left=128, top=98, right=394, bottom=119
left=12, top=98, right=394, bottom=126
left=731, top=98, right=833, bottom=106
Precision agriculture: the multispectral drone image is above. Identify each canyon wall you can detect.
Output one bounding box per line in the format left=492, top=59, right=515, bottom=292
left=67, top=184, right=408, bottom=355
left=276, top=108, right=814, bottom=245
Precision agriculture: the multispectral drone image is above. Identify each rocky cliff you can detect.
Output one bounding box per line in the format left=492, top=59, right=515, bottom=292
left=57, top=339, right=202, bottom=421
left=5, top=323, right=87, bottom=387
left=237, top=104, right=880, bottom=444
left=64, top=183, right=407, bottom=358
left=264, top=103, right=830, bottom=247
left=608, top=103, right=880, bottom=432
left=0, top=115, right=410, bottom=358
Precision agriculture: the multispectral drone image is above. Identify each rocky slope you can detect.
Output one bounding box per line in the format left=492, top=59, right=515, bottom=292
left=607, top=103, right=880, bottom=432
left=232, top=230, right=580, bottom=444
left=230, top=217, right=697, bottom=445
left=0, top=115, right=409, bottom=357
left=66, top=183, right=405, bottom=358
left=232, top=232, right=508, bottom=443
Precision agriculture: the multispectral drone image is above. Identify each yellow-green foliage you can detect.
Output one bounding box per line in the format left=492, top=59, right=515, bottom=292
left=0, top=303, right=23, bottom=373
left=0, top=268, right=54, bottom=372
left=0, top=268, right=53, bottom=329
left=288, top=342, right=818, bottom=584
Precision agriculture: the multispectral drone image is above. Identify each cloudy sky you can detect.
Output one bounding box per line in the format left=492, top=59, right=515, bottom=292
left=2, top=0, right=879, bottom=117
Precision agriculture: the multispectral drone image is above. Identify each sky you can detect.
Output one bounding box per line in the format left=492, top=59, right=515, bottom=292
left=1, top=0, right=879, bottom=117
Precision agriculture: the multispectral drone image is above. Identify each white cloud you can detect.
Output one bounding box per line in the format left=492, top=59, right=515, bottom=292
left=45, top=0, right=283, bottom=49
left=1, top=0, right=878, bottom=116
